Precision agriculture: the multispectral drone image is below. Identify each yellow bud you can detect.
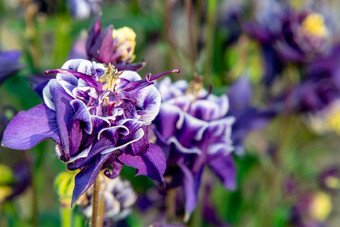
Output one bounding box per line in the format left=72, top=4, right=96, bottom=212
left=0, top=186, right=12, bottom=203
left=54, top=170, right=78, bottom=208
left=301, top=13, right=329, bottom=38
left=112, top=27, right=136, bottom=62
left=309, top=192, right=332, bottom=221
left=0, top=164, right=15, bottom=185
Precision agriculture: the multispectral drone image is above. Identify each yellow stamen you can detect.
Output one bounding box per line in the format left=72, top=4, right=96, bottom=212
left=186, top=74, right=203, bottom=97
left=99, top=63, right=122, bottom=91
left=301, top=13, right=329, bottom=38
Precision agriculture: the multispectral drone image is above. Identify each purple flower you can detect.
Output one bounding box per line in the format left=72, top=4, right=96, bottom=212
left=319, top=166, right=340, bottom=192
left=86, top=17, right=145, bottom=71
left=67, top=0, right=101, bottom=20
left=227, top=75, right=277, bottom=155
left=78, top=176, right=137, bottom=221
left=1, top=59, right=179, bottom=205
left=152, top=76, right=235, bottom=219
left=0, top=163, right=30, bottom=204
left=0, top=50, right=25, bottom=85
left=244, top=1, right=334, bottom=85
left=290, top=191, right=332, bottom=227
left=285, top=45, right=340, bottom=113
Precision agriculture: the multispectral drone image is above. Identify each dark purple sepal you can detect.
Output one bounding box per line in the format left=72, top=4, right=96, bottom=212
left=1, top=104, right=60, bottom=149
left=114, top=61, right=146, bottom=72
left=86, top=16, right=102, bottom=59
left=178, top=161, right=203, bottom=221
left=208, top=154, right=236, bottom=191
left=93, top=25, right=115, bottom=64
left=118, top=144, right=166, bottom=184
left=71, top=153, right=113, bottom=206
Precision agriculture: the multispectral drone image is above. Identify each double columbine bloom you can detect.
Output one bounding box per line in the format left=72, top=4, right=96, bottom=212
left=1, top=59, right=178, bottom=204
left=152, top=76, right=235, bottom=219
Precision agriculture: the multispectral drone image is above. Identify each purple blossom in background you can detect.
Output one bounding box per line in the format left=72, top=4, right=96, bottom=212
left=78, top=176, right=137, bottom=222
left=0, top=50, right=25, bottom=85
left=227, top=75, right=277, bottom=155
left=1, top=59, right=179, bottom=205
left=244, top=0, right=334, bottom=85
left=285, top=45, right=340, bottom=113
left=152, top=76, right=235, bottom=219
left=67, top=0, right=101, bottom=20
left=85, top=17, right=145, bottom=71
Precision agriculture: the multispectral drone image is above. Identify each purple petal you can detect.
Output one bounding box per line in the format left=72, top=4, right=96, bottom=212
left=1, top=104, right=60, bottom=149
left=178, top=162, right=203, bottom=221
left=208, top=155, right=236, bottom=191
left=93, top=25, right=114, bottom=64
left=114, top=61, right=146, bottom=71
left=119, top=144, right=166, bottom=184
left=43, top=80, right=74, bottom=160
left=69, top=35, right=87, bottom=60
left=71, top=153, right=112, bottom=206
left=86, top=16, right=102, bottom=58
left=227, top=75, right=252, bottom=116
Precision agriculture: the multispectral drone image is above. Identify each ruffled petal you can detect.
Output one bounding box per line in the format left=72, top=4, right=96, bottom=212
left=118, top=144, right=166, bottom=184
left=208, top=154, right=236, bottom=191
left=71, top=153, right=112, bottom=206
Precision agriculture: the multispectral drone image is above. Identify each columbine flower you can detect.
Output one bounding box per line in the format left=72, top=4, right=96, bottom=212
left=1, top=59, right=179, bottom=205
left=290, top=191, right=332, bottom=227
left=0, top=50, right=25, bottom=85
left=244, top=1, right=334, bottom=85
left=152, top=76, right=234, bottom=220
left=285, top=45, right=340, bottom=114
left=227, top=75, right=277, bottom=155
left=78, top=175, right=137, bottom=222
left=86, top=17, right=145, bottom=71
left=319, top=167, right=340, bottom=192
left=0, top=163, right=29, bottom=204
left=67, top=0, right=101, bottom=20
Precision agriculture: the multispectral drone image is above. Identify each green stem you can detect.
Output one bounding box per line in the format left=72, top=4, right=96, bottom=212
left=185, top=0, right=196, bottom=71
left=91, top=176, right=100, bottom=227
left=204, top=0, right=217, bottom=84
left=24, top=150, right=38, bottom=227
left=60, top=207, right=72, bottom=227
left=166, top=188, right=176, bottom=223
left=73, top=212, right=85, bottom=227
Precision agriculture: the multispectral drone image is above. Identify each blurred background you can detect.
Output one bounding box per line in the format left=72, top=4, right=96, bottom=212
left=1, top=0, right=340, bottom=226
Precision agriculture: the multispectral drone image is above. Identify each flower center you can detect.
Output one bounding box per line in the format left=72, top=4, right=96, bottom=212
left=99, top=63, right=122, bottom=91
left=325, top=176, right=340, bottom=189
left=325, top=110, right=340, bottom=134
left=186, top=74, right=203, bottom=97
left=301, top=13, right=329, bottom=38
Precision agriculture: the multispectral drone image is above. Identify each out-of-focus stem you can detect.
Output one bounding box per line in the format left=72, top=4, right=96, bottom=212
left=60, top=207, right=72, bottom=227
left=185, top=0, right=196, bottom=70
left=204, top=0, right=217, bottom=85
left=166, top=188, right=176, bottom=223
left=24, top=150, right=38, bottom=227
left=91, top=176, right=100, bottom=227
left=73, top=212, right=84, bottom=227
left=23, top=0, right=40, bottom=70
